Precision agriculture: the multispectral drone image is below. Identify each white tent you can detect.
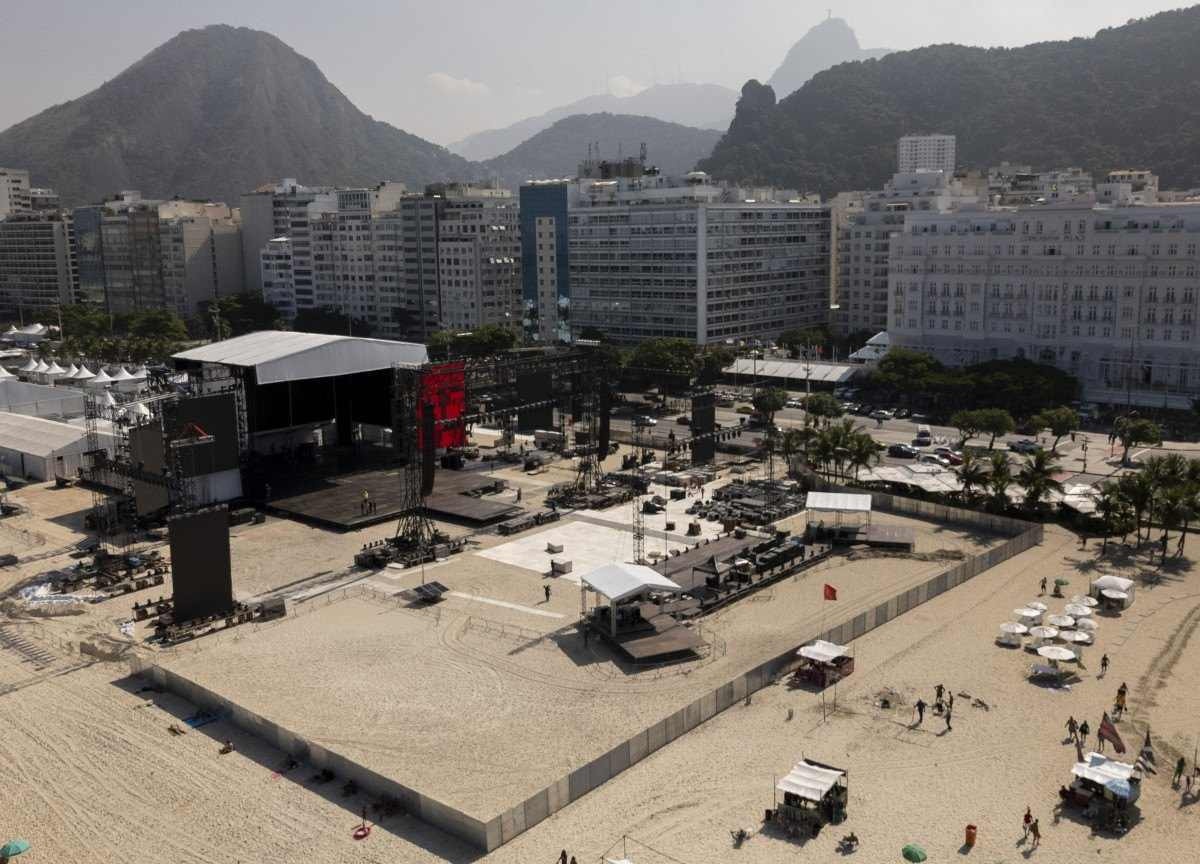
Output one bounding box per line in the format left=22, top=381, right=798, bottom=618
left=1090, top=574, right=1135, bottom=607
left=0, top=365, right=13, bottom=380
left=1072, top=752, right=1140, bottom=802
left=32, top=359, right=49, bottom=374
left=17, top=356, right=38, bottom=373
left=109, top=366, right=134, bottom=381
left=88, top=368, right=112, bottom=388
left=63, top=363, right=78, bottom=378
left=805, top=491, right=872, bottom=525
left=43, top=360, right=67, bottom=382
left=71, top=364, right=95, bottom=382
left=581, top=563, right=682, bottom=603
left=130, top=365, right=149, bottom=379
left=775, top=760, right=846, bottom=803
left=797, top=639, right=849, bottom=663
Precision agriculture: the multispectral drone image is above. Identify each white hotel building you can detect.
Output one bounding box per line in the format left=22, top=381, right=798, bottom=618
left=888, top=203, right=1200, bottom=408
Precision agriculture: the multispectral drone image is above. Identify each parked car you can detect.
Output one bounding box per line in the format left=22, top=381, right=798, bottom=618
left=1009, top=438, right=1042, bottom=454
left=919, top=453, right=951, bottom=468
left=894, top=407, right=910, bottom=419
left=934, top=447, right=964, bottom=465
left=785, top=399, right=804, bottom=409
left=888, top=443, right=919, bottom=459
left=676, top=415, right=691, bottom=426
left=870, top=409, right=894, bottom=421
left=633, top=415, right=657, bottom=427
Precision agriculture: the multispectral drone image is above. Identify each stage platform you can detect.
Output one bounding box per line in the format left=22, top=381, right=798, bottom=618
left=653, top=535, right=753, bottom=592
left=606, top=614, right=706, bottom=663
left=266, top=463, right=522, bottom=531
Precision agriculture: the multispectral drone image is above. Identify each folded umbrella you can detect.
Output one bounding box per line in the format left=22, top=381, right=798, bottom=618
left=0, top=839, right=30, bottom=857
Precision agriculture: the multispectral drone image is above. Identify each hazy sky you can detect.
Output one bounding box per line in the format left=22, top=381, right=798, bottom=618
left=0, top=0, right=1188, bottom=144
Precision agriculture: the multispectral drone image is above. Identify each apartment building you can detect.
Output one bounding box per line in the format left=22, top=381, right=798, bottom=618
left=567, top=170, right=830, bottom=344
left=239, top=179, right=337, bottom=301
left=436, top=192, right=521, bottom=334
left=519, top=180, right=571, bottom=343
left=888, top=202, right=1200, bottom=408
left=159, top=205, right=243, bottom=319
left=260, top=237, right=295, bottom=319
left=837, top=170, right=978, bottom=335
left=897, top=134, right=956, bottom=174
left=0, top=168, right=32, bottom=219
left=0, top=212, right=76, bottom=319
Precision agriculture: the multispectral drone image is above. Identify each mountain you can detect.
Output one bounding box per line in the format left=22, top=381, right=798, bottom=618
left=0, top=25, right=475, bottom=206
left=481, top=113, right=722, bottom=186
left=449, top=83, right=738, bottom=161
left=702, top=8, right=1200, bottom=198
left=767, top=17, right=890, bottom=98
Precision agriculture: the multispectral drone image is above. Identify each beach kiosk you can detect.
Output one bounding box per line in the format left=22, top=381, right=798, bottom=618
left=769, top=758, right=848, bottom=838
left=1061, top=752, right=1140, bottom=832
left=792, top=639, right=855, bottom=688
left=1090, top=575, right=1135, bottom=611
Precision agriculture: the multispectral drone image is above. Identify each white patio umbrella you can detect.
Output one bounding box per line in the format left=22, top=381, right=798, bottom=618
left=1014, top=607, right=1043, bottom=622
left=1027, top=601, right=1048, bottom=612
left=1037, top=645, right=1076, bottom=662
left=1029, top=625, right=1059, bottom=640
left=1101, top=589, right=1129, bottom=602
left=1047, top=614, right=1075, bottom=628
left=999, top=622, right=1029, bottom=635
left=1070, top=594, right=1099, bottom=607
left=1064, top=604, right=1092, bottom=618
left=1060, top=630, right=1092, bottom=644
left=1075, top=617, right=1098, bottom=632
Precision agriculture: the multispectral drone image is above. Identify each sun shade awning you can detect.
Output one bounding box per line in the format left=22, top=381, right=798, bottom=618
left=776, top=760, right=846, bottom=802
left=580, top=563, right=682, bottom=603
left=797, top=639, right=849, bottom=663
left=805, top=491, right=872, bottom=513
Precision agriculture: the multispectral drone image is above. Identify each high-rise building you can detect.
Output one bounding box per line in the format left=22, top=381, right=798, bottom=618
left=567, top=171, right=830, bottom=344
left=897, top=134, right=956, bottom=174
left=519, top=180, right=571, bottom=342
left=436, top=191, right=521, bottom=335
left=260, top=237, right=295, bottom=319
left=29, top=188, right=60, bottom=212
left=72, top=205, right=108, bottom=307
left=836, top=170, right=978, bottom=335
left=100, top=203, right=166, bottom=314
left=888, top=202, right=1200, bottom=408
left=159, top=205, right=244, bottom=319
left=0, top=168, right=32, bottom=220
left=239, top=179, right=337, bottom=301
left=0, top=212, right=76, bottom=319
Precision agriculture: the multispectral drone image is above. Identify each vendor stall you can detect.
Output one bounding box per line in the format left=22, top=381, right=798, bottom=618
left=793, top=639, right=855, bottom=687
left=1090, top=575, right=1135, bottom=611
left=769, top=758, right=848, bottom=838
left=1061, top=752, right=1140, bottom=832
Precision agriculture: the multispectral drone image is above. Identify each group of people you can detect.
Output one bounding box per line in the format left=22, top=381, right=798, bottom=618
left=557, top=850, right=578, bottom=864
left=1022, top=806, right=1042, bottom=848
left=1173, top=756, right=1200, bottom=795
left=913, top=683, right=954, bottom=731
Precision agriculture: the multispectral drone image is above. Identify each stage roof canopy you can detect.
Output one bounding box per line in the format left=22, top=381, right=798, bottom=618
left=173, top=331, right=428, bottom=385
left=776, top=759, right=846, bottom=802
left=805, top=491, right=872, bottom=514
left=581, top=563, right=682, bottom=603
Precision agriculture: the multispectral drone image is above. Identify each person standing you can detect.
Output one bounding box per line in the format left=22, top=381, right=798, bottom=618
left=915, top=698, right=927, bottom=725
left=1040, top=576, right=1048, bottom=595
left=1023, top=806, right=1032, bottom=839
left=544, top=584, right=551, bottom=603
left=1174, top=756, right=1187, bottom=787
left=1030, top=818, right=1041, bottom=848
left=935, top=683, right=945, bottom=703
left=944, top=708, right=953, bottom=732
left=1078, top=719, right=1090, bottom=747
left=948, top=692, right=955, bottom=713
left=361, top=488, right=370, bottom=515
left=1100, top=654, right=1110, bottom=676
left=1065, top=716, right=1079, bottom=743
left=559, top=851, right=568, bottom=864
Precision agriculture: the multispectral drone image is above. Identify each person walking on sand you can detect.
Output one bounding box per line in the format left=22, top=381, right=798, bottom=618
left=935, top=683, right=945, bottom=703
left=948, top=691, right=954, bottom=713
left=1066, top=715, right=1079, bottom=743
left=361, top=488, right=370, bottom=515
left=944, top=708, right=953, bottom=732
left=1078, top=719, right=1090, bottom=747
left=1030, top=818, right=1041, bottom=848
left=915, top=698, right=927, bottom=725
left=1040, top=576, right=1047, bottom=595
left=544, top=584, right=551, bottom=603
left=1175, top=756, right=1187, bottom=787
left=559, top=851, right=568, bottom=864
left=1100, top=653, right=1110, bottom=676
left=1023, top=806, right=1032, bottom=839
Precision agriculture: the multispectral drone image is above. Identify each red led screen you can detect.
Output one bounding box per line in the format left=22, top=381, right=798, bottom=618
left=418, top=361, right=467, bottom=450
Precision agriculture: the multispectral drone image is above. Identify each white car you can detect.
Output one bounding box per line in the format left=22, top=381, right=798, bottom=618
left=919, top=453, right=951, bottom=468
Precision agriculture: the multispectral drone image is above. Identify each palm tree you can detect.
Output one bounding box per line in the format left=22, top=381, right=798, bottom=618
left=958, top=452, right=989, bottom=502
left=778, top=428, right=804, bottom=478
left=846, top=432, right=879, bottom=481
left=987, top=451, right=1013, bottom=511
left=1117, top=471, right=1156, bottom=545
left=1094, top=482, right=1127, bottom=555
left=1155, top=486, right=1191, bottom=562
left=809, top=433, right=835, bottom=479
left=1017, top=449, right=1064, bottom=511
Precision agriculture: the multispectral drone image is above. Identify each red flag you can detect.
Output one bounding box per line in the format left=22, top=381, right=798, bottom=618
left=823, top=584, right=838, bottom=601
left=1098, top=712, right=1126, bottom=754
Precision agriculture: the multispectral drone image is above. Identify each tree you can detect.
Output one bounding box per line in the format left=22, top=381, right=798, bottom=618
left=629, top=338, right=696, bottom=393
left=123, top=308, right=188, bottom=342
left=1017, top=449, right=1064, bottom=511
left=987, top=451, right=1012, bottom=510
left=804, top=392, right=843, bottom=426
left=976, top=408, right=1016, bottom=450
left=777, top=326, right=830, bottom=359
left=201, top=293, right=283, bottom=338
left=1032, top=406, right=1080, bottom=453
left=577, top=326, right=607, bottom=341
left=1154, top=486, right=1191, bottom=563
left=292, top=306, right=372, bottom=338
left=845, top=430, right=879, bottom=481
left=870, top=348, right=943, bottom=403
left=1117, top=471, right=1156, bottom=544
left=1114, top=417, right=1161, bottom=465
left=1094, top=482, right=1130, bottom=554
left=950, top=409, right=983, bottom=448
left=958, top=451, right=988, bottom=501
left=696, top=345, right=735, bottom=384
left=752, top=387, right=788, bottom=426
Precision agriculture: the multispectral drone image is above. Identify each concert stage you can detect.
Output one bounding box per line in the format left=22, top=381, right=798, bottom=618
left=265, top=462, right=522, bottom=531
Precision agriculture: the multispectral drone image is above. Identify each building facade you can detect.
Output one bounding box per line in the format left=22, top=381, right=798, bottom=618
left=0, top=213, right=76, bottom=319
left=519, top=181, right=571, bottom=342
left=159, top=208, right=244, bottom=319
left=0, top=168, right=31, bottom=220
left=888, top=203, right=1200, bottom=408
left=436, top=193, right=521, bottom=334
left=567, top=172, right=830, bottom=344
left=897, top=134, right=956, bottom=174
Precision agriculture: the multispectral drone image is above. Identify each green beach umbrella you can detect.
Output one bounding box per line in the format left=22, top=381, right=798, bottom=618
left=902, top=843, right=927, bottom=862
left=0, top=839, right=31, bottom=857
left=1054, top=578, right=1070, bottom=586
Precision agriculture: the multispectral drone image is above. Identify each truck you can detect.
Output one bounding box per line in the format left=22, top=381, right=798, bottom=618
left=533, top=429, right=565, bottom=451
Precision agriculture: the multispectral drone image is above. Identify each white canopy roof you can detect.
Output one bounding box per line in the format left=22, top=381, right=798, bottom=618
left=44, top=361, right=66, bottom=375
left=0, top=412, right=92, bottom=458
left=806, top=491, right=872, bottom=514
left=724, top=357, right=856, bottom=384
left=32, top=359, right=48, bottom=373
left=64, top=363, right=78, bottom=377
left=130, top=365, right=149, bottom=378
left=1092, top=575, right=1134, bottom=592
left=17, top=357, right=37, bottom=372
left=1073, top=752, right=1136, bottom=786
left=0, top=365, right=13, bottom=379
left=90, top=368, right=112, bottom=384
left=797, top=639, right=849, bottom=663
left=776, top=759, right=846, bottom=802
left=71, top=364, right=94, bottom=380
left=109, top=366, right=134, bottom=381
left=173, top=330, right=428, bottom=386
left=580, top=563, right=682, bottom=603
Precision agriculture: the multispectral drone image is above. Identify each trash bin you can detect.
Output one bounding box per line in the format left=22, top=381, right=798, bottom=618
left=965, top=824, right=977, bottom=847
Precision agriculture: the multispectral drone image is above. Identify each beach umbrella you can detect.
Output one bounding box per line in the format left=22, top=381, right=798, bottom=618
left=1101, top=589, right=1128, bottom=601
left=902, top=844, right=928, bottom=862
left=1070, top=594, right=1099, bottom=607
left=0, top=839, right=30, bottom=857
left=1047, top=614, right=1075, bottom=628
left=999, top=622, right=1028, bottom=635
left=1029, top=625, right=1059, bottom=640
left=1059, top=630, right=1091, bottom=644
left=1027, top=601, right=1048, bottom=612
left=1014, top=607, right=1042, bottom=620
left=1054, top=578, right=1070, bottom=587
left=1075, top=618, right=1098, bottom=632
left=1064, top=604, right=1092, bottom=618
left=1037, top=645, right=1076, bottom=662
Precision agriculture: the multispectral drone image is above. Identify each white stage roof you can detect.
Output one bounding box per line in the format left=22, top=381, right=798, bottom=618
left=723, top=358, right=857, bottom=384
left=806, top=491, right=872, bottom=513
left=581, top=563, right=682, bottom=603
left=776, top=760, right=846, bottom=802
left=173, top=331, right=428, bottom=385
left=0, top=412, right=92, bottom=457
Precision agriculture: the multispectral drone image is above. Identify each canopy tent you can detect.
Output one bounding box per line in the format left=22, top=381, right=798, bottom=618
left=17, top=356, right=37, bottom=373
left=805, top=491, right=872, bottom=525
left=109, top=366, right=134, bottom=381
left=776, top=760, right=847, bottom=803
left=88, top=368, right=112, bottom=387
left=0, top=365, right=13, bottom=380
left=581, top=563, right=682, bottom=603
left=70, top=364, right=94, bottom=381
left=32, top=359, right=48, bottom=374
left=797, top=639, right=849, bottom=664
left=1091, top=575, right=1135, bottom=608
left=1072, top=753, right=1140, bottom=802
